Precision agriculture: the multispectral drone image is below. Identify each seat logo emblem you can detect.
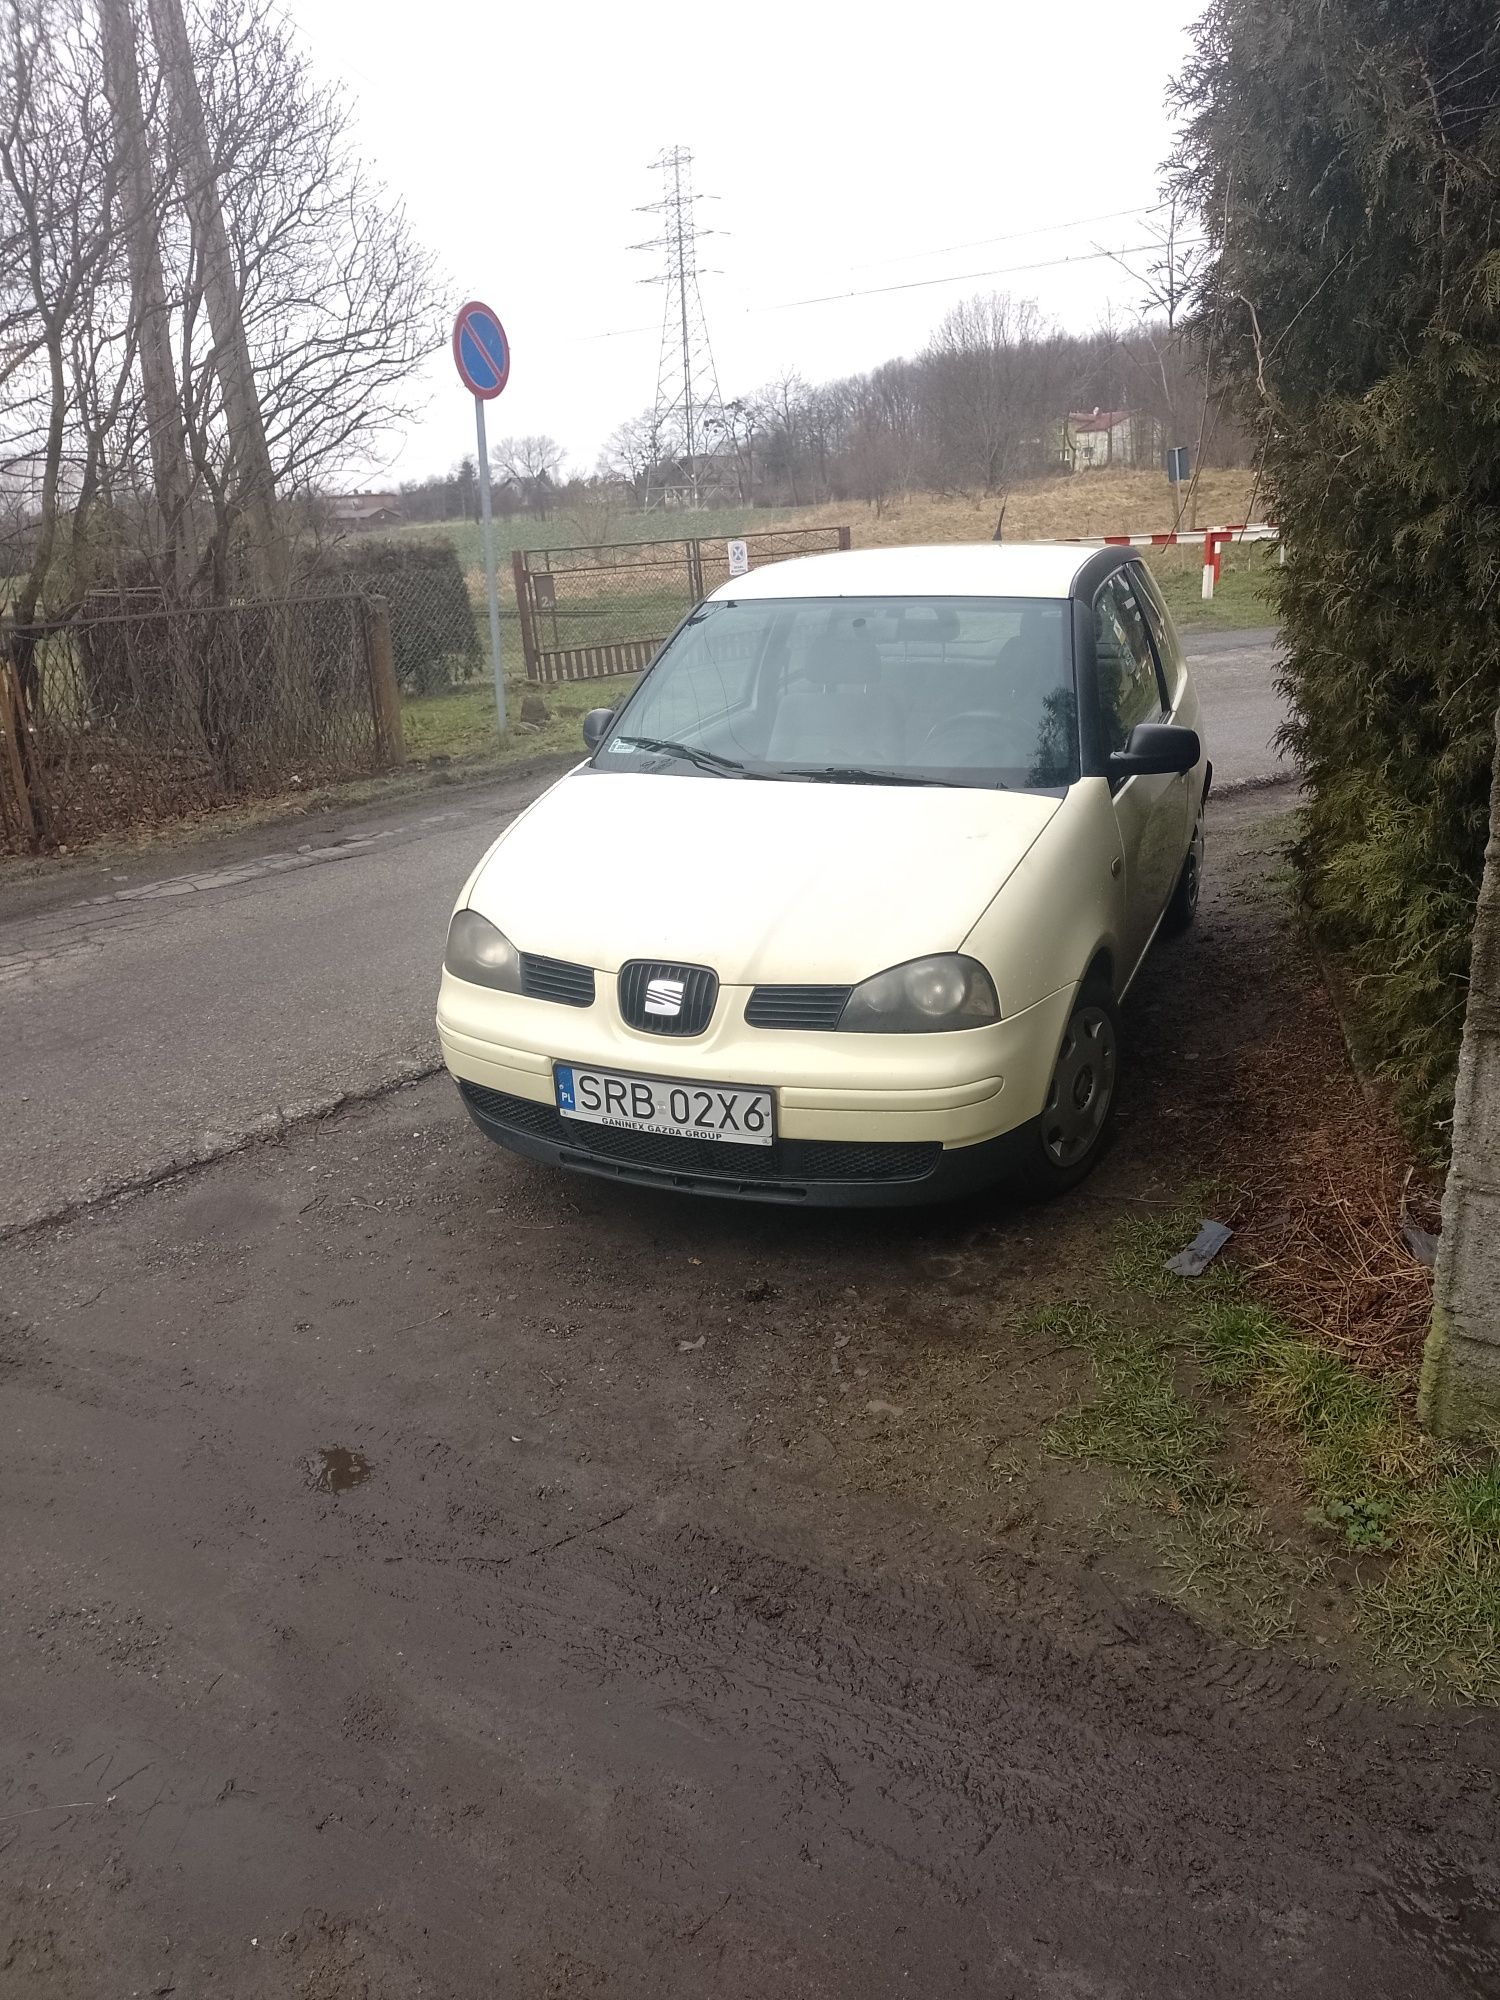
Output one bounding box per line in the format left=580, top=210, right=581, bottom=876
left=644, top=976, right=686, bottom=1017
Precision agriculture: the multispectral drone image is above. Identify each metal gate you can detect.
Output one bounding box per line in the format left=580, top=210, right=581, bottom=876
left=512, top=524, right=851, bottom=685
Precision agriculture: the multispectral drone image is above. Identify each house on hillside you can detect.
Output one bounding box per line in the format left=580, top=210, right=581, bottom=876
left=1064, top=410, right=1140, bottom=471
left=1065, top=409, right=1174, bottom=471
left=327, top=492, right=405, bottom=527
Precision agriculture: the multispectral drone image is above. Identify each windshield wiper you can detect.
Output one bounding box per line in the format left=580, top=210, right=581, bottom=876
left=805, top=765, right=971, bottom=788
left=617, top=735, right=746, bottom=777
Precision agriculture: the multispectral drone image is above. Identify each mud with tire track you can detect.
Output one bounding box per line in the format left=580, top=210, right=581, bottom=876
left=2, top=785, right=1499, bottom=1998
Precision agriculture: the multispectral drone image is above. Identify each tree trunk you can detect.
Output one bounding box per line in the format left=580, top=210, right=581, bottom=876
left=1419, top=700, right=1500, bottom=1435
left=12, top=328, right=68, bottom=667
left=144, top=0, right=286, bottom=596
left=99, top=0, right=197, bottom=595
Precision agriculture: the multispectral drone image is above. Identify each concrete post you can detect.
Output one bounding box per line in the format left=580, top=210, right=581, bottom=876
left=1419, top=701, right=1500, bottom=1435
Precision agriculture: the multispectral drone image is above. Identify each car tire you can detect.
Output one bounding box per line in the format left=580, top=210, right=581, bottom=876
left=1162, top=810, right=1204, bottom=934
left=1005, top=980, right=1121, bottom=1200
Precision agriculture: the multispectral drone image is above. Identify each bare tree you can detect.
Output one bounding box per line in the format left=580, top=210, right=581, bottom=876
left=144, top=0, right=285, bottom=589
left=700, top=399, right=752, bottom=503
left=599, top=411, right=661, bottom=495
left=0, top=0, right=121, bottom=659
left=493, top=434, right=565, bottom=517
left=563, top=480, right=624, bottom=551
left=2, top=0, right=444, bottom=618
left=1101, top=201, right=1215, bottom=518
left=922, top=293, right=1051, bottom=496
left=751, top=372, right=811, bottom=505
left=179, top=0, right=442, bottom=584
left=99, top=0, right=194, bottom=587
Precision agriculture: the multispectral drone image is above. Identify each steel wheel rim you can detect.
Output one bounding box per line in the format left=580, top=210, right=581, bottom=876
left=1041, top=1004, right=1117, bottom=1168
left=1184, top=842, right=1201, bottom=914
left=1185, top=818, right=1204, bottom=912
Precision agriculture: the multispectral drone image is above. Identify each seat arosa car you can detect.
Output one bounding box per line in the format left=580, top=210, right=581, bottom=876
left=438, top=543, right=1208, bottom=1205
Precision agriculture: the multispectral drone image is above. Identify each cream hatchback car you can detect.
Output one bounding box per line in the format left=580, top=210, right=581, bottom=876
left=437, top=544, right=1208, bottom=1205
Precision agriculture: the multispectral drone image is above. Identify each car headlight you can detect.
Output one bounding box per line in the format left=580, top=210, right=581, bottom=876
left=444, top=909, right=523, bottom=992
left=839, top=954, right=1000, bottom=1033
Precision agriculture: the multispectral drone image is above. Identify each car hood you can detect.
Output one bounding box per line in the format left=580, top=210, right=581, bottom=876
left=466, top=769, right=1060, bottom=986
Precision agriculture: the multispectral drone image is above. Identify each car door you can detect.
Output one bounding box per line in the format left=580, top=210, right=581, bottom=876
left=1093, top=569, right=1188, bottom=981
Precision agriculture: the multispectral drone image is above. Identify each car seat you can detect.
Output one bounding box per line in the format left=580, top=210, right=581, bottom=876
left=766, top=617, right=900, bottom=766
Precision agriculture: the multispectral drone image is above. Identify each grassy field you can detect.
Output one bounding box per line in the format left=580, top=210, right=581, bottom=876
left=395, top=466, right=1273, bottom=770
left=782, top=466, right=1262, bottom=552
left=403, top=673, right=634, bottom=766
left=1146, top=538, right=1281, bottom=630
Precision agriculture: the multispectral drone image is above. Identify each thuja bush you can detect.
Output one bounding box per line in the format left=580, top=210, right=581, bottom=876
left=1175, top=0, right=1500, bottom=1144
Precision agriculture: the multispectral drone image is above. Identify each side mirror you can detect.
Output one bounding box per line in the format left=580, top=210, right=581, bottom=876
left=582, top=707, right=614, bottom=751
left=1108, top=722, right=1200, bottom=779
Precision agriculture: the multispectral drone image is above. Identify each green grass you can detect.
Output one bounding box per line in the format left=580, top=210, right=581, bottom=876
left=1361, top=1464, right=1500, bottom=1701
left=401, top=672, right=638, bottom=767
left=1144, top=542, right=1280, bottom=630
left=1159, top=1497, right=1318, bottom=1645
left=1044, top=1331, right=1223, bottom=1497
left=1105, top=1189, right=1228, bottom=1297
left=1039, top=1211, right=1500, bottom=1701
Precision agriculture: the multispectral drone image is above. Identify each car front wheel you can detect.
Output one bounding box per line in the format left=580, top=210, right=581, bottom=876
left=1007, top=981, right=1121, bottom=1199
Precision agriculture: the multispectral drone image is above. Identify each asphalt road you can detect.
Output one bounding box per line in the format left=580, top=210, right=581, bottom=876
left=0, top=630, right=1286, bottom=1232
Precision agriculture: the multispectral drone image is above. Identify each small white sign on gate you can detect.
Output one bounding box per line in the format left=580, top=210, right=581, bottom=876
left=726, top=537, right=749, bottom=578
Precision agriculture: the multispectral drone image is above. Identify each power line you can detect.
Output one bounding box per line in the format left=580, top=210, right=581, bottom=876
left=847, top=201, right=1169, bottom=271
left=751, top=238, right=1208, bottom=312
left=560, top=235, right=1207, bottom=347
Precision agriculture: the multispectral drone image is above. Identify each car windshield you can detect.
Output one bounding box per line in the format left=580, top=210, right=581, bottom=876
left=594, top=594, right=1079, bottom=790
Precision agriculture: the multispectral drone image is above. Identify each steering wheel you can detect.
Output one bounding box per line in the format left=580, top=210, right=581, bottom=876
left=919, top=711, right=1008, bottom=758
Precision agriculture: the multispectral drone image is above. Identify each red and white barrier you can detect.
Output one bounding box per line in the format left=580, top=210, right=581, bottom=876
left=1062, top=522, right=1280, bottom=600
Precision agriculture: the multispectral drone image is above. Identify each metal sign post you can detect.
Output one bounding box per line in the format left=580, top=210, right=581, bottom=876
left=1164, top=444, right=1190, bottom=528
left=452, top=300, right=512, bottom=736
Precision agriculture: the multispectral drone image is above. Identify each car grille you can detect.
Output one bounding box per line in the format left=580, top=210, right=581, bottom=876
left=617, top=960, right=718, bottom=1037
left=457, top=1080, right=941, bottom=1187
left=745, top=984, right=852, bottom=1030
left=520, top=953, right=595, bottom=1007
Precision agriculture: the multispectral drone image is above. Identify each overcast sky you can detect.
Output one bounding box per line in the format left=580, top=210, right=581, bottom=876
left=284, top=0, right=1204, bottom=485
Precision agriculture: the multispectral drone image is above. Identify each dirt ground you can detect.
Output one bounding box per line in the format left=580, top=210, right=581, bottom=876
left=3, top=787, right=1499, bottom=1998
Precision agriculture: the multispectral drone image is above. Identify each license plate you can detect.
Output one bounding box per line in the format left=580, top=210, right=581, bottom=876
left=554, top=1064, right=774, bottom=1146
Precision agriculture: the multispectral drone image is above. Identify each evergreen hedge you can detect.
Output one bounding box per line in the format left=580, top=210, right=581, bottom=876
left=335, top=539, right=481, bottom=695
left=1175, top=0, right=1500, bottom=1144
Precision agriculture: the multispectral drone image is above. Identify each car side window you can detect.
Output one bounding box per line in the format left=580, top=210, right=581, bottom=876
left=1131, top=562, right=1186, bottom=711
left=1093, top=571, right=1165, bottom=755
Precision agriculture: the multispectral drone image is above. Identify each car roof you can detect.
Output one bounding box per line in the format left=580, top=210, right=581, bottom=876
left=706, top=541, right=1103, bottom=603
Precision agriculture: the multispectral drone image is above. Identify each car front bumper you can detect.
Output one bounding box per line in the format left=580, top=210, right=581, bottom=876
left=436, top=971, right=1074, bottom=1206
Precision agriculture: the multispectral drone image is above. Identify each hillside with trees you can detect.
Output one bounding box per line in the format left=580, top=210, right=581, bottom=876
left=399, top=277, right=1254, bottom=527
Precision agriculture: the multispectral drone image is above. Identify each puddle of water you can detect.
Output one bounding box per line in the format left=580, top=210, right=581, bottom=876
left=1368, top=1858, right=1500, bottom=1989
left=308, top=1446, right=371, bottom=1494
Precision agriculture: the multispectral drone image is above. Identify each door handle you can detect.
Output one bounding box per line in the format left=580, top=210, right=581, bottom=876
left=1110, top=857, right=1122, bottom=879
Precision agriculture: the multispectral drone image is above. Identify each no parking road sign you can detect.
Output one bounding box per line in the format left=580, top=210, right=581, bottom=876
left=453, top=299, right=512, bottom=735
left=452, top=299, right=510, bottom=400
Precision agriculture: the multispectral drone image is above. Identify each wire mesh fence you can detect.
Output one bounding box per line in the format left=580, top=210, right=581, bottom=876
left=0, top=591, right=403, bottom=853
left=512, top=525, right=852, bottom=684
left=328, top=540, right=483, bottom=694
